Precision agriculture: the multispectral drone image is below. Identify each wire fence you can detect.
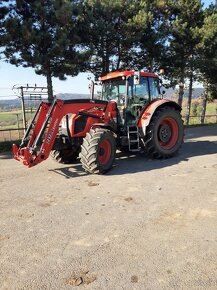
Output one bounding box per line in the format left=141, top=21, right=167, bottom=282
left=0, top=84, right=48, bottom=142
left=0, top=108, right=38, bottom=142
left=184, top=114, right=217, bottom=125
left=0, top=127, right=24, bottom=142
left=0, top=114, right=216, bottom=143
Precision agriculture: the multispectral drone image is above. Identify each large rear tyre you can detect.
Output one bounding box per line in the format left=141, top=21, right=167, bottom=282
left=144, top=107, right=184, bottom=158
left=80, top=128, right=116, bottom=174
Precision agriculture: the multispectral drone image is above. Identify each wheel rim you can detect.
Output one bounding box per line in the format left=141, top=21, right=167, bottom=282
left=99, top=139, right=111, bottom=165
left=158, top=117, right=178, bottom=149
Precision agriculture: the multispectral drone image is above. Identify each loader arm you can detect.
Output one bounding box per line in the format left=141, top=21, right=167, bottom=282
left=13, top=99, right=108, bottom=167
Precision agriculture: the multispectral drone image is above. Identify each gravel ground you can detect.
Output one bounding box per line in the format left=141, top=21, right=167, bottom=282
left=0, top=125, right=217, bottom=290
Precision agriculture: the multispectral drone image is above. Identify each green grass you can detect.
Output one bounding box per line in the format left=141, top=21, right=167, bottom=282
left=0, top=111, right=21, bottom=121
left=0, top=110, right=35, bottom=129
left=182, top=99, right=217, bottom=125
left=0, top=110, right=35, bottom=121
left=0, top=100, right=216, bottom=132
left=206, top=102, right=217, bottom=113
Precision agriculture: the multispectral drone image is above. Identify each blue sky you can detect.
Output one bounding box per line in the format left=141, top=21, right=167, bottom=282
left=0, top=0, right=214, bottom=99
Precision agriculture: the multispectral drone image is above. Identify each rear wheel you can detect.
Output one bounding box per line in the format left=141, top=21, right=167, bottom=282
left=144, top=107, right=184, bottom=158
left=80, top=128, right=116, bottom=174
left=50, top=148, right=79, bottom=164
left=50, top=136, right=80, bottom=164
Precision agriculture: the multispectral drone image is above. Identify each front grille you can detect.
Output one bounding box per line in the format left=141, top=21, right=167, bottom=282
left=74, top=115, right=88, bottom=134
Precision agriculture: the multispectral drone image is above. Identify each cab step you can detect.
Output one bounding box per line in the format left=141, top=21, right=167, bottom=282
left=127, top=125, right=140, bottom=152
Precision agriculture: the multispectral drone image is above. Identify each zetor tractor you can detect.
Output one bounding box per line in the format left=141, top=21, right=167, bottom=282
left=13, top=71, right=184, bottom=174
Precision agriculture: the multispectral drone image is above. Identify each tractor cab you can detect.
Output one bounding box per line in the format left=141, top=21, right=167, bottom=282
left=100, top=71, right=160, bottom=127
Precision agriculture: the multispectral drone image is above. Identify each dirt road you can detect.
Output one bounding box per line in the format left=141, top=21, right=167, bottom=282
left=0, top=125, right=217, bottom=290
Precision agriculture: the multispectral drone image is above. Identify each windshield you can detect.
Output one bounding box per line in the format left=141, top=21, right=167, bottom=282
left=101, top=78, right=126, bottom=104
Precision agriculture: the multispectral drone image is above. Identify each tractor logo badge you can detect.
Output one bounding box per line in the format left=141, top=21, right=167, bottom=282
left=46, top=119, right=59, bottom=144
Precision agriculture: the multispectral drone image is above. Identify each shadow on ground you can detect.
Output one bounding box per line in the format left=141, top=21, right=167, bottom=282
left=2, top=125, right=216, bottom=178
left=49, top=139, right=217, bottom=178
left=184, top=124, right=217, bottom=139
left=49, top=161, right=88, bottom=179
left=111, top=140, right=217, bottom=175
left=0, top=152, right=13, bottom=159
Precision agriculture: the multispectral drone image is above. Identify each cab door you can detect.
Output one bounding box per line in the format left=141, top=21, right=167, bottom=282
left=126, top=77, right=150, bottom=124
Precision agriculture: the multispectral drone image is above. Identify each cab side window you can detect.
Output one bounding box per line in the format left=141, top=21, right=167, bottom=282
left=127, top=77, right=149, bottom=120
left=149, top=77, right=160, bottom=100
left=129, top=77, right=149, bottom=101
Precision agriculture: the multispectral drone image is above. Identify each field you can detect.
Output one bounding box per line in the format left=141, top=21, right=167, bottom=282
left=0, top=100, right=216, bottom=128
left=0, top=110, right=35, bottom=128
left=0, top=99, right=216, bottom=142
left=182, top=99, right=217, bottom=124
left=0, top=109, right=35, bottom=142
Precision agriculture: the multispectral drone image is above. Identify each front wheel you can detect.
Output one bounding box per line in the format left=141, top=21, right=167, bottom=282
left=80, top=128, right=116, bottom=174
left=144, top=107, right=184, bottom=158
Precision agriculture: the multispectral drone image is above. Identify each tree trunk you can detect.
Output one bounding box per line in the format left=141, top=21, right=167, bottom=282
left=116, top=47, right=121, bottom=71
left=102, top=36, right=110, bottom=75
left=105, top=51, right=110, bottom=73
left=200, top=81, right=208, bottom=124
left=148, top=58, right=154, bottom=72
left=185, top=71, right=193, bottom=125
left=178, top=81, right=184, bottom=107
left=46, top=68, right=53, bottom=102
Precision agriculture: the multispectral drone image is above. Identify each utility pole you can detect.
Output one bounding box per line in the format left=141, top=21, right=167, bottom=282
left=16, top=113, right=21, bottom=139
left=20, top=86, right=27, bottom=133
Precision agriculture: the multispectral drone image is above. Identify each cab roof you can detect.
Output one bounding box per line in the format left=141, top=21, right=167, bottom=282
left=100, top=71, right=158, bottom=81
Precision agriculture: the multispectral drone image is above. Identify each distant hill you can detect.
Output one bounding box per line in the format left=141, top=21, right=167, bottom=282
left=165, top=87, right=204, bottom=99
left=0, top=98, right=21, bottom=109
left=0, top=94, right=90, bottom=110
left=56, top=93, right=90, bottom=99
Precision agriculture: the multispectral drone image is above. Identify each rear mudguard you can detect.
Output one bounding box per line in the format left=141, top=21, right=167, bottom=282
left=137, top=99, right=181, bottom=136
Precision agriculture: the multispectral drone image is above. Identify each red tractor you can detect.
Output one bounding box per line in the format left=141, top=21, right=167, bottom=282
left=13, top=71, right=184, bottom=174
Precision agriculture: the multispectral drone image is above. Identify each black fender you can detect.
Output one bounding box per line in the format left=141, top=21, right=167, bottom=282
left=91, top=122, right=117, bottom=134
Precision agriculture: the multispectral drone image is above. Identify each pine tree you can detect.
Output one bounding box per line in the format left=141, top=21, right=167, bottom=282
left=162, top=0, right=203, bottom=118
left=79, top=0, right=147, bottom=77
left=0, top=0, right=89, bottom=101
left=131, top=0, right=170, bottom=72
left=196, top=8, right=217, bottom=123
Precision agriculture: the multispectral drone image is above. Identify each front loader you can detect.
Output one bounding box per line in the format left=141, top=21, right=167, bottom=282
left=13, top=71, right=184, bottom=174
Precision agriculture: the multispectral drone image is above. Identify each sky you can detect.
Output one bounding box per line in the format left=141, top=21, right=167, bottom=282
left=0, top=0, right=214, bottom=99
